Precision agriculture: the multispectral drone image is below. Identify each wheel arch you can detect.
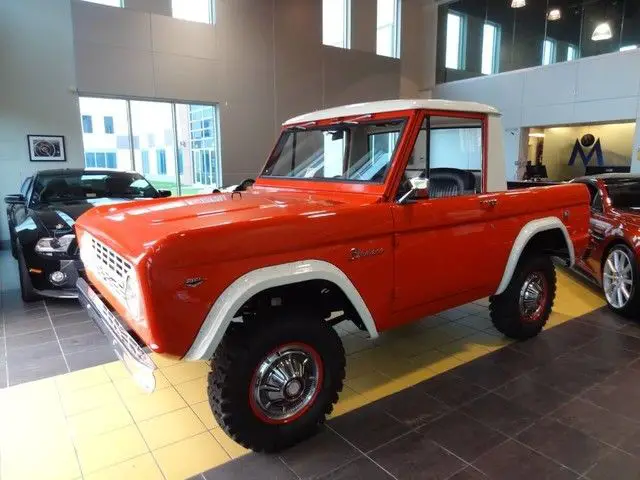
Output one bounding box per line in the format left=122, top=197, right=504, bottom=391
left=495, top=217, right=573, bottom=295
left=184, top=260, right=378, bottom=361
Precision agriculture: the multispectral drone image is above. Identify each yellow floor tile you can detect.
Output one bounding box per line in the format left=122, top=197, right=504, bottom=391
left=210, top=427, right=250, bottom=459
left=67, top=401, right=133, bottom=439
left=344, top=371, right=405, bottom=401
left=138, top=407, right=207, bottom=450
left=75, top=424, right=149, bottom=474
left=153, top=431, right=230, bottom=480
left=161, top=361, right=209, bottom=385
left=123, top=386, right=188, bottom=422
left=341, top=334, right=376, bottom=354
left=56, top=365, right=110, bottom=394
left=104, top=361, right=131, bottom=381
left=410, top=349, right=466, bottom=374
left=191, top=401, right=219, bottom=430
left=394, top=365, right=439, bottom=388
left=114, top=370, right=171, bottom=399
left=84, top=453, right=164, bottom=480
left=329, top=386, right=368, bottom=418
left=150, top=352, right=181, bottom=368
left=1, top=439, right=80, bottom=480
left=60, top=382, right=122, bottom=416
left=174, top=375, right=208, bottom=405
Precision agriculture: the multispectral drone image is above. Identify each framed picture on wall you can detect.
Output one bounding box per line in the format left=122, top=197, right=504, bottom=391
left=27, top=135, right=66, bottom=162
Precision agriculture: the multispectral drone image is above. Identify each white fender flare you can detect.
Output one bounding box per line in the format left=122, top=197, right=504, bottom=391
left=495, top=217, right=574, bottom=295
left=184, top=260, right=379, bottom=361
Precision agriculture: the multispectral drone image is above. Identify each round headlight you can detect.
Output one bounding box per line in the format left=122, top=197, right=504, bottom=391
left=124, top=273, right=142, bottom=322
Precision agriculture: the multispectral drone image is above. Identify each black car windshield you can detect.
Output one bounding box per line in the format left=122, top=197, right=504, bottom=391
left=30, top=171, right=158, bottom=205
left=261, top=119, right=406, bottom=183
left=605, top=178, right=640, bottom=210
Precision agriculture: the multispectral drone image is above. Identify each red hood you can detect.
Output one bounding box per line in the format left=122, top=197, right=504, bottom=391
left=75, top=188, right=382, bottom=263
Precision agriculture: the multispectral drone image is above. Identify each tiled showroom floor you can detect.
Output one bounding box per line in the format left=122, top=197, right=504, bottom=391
left=4, top=248, right=640, bottom=479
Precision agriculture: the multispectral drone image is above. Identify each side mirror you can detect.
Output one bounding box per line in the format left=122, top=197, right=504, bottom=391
left=158, top=190, right=172, bottom=198
left=4, top=194, right=25, bottom=205
left=398, top=177, right=429, bottom=204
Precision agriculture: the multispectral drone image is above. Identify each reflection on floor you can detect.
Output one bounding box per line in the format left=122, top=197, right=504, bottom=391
left=0, top=249, right=609, bottom=479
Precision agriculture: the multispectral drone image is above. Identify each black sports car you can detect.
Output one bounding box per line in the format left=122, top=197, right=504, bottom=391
left=4, top=168, right=170, bottom=301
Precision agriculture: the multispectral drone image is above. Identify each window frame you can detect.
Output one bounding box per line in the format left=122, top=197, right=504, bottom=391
left=82, top=115, right=93, bottom=134
left=104, top=116, right=114, bottom=134
left=322, top=0, right=351, bottom=49
left=83, top=0, right=123, bottom=7
left=376, top=0, right=401, bottom=59
left=445, top=10, right=467, bottom=70
left=481, top=21, right=501, bottom=75
left=567, top=44, right=578, bottom=61
left=171, top=0, right=215, bottom=25
left=156, top=149, right=167, bottom=175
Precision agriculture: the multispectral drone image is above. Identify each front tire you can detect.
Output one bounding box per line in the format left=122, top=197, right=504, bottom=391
left=490, top=255, right=556, bottom=339
left=602, top=244, right=639, bottom=318
left=208, top=310, right=345, bottom=452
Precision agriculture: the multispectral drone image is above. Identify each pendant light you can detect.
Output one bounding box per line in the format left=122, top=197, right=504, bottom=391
left=547, top=8, right=561, bottom=21
left=511, top=0, right=526, bottom=8
left=592, top=21, right=613, bottom=41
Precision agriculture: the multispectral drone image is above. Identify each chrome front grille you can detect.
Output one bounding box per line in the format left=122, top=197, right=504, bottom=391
left=90, top=236, right=132, bottom=301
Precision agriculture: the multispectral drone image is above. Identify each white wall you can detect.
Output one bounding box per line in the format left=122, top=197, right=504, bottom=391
left=433, top=49, right=640, bottom=179
left=0, top=0, right=83, bottom=244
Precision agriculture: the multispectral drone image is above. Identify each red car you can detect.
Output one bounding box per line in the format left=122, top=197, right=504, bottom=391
left=574, top=174, right=640, bottom=316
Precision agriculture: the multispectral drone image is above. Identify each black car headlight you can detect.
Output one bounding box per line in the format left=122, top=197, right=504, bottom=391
left=35, top=234, right=75, bottom=255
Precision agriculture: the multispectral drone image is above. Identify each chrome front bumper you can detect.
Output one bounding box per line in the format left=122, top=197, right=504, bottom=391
left=76, top=277, right=157, bottom=392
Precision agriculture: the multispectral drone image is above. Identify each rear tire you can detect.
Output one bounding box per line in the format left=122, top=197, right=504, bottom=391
left=18, top=249, right=39, bottom=303
left=208, top=310, right=345, bottom=452
left=490, top=255, right=556, bottom=340
left=601, top=244, right=640, bottom=318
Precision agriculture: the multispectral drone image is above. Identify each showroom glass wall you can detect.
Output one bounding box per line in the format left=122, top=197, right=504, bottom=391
left=437, top=0, right=640, bottom=83
left=78, top=97, right=222, bottom=196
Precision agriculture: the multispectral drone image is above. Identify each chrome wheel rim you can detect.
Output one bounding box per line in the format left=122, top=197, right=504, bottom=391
left=603, top=249, right=633, bottom=309
left=250, top=343, right=322, bottom=424
left=519, top=271, right=548, bottom=322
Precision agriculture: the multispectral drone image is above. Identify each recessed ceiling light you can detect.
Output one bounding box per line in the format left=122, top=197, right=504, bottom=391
left=547, top=8, right=561, bottom=21
left=511, top=0, right=526, bottom=8
left=620, top=45, right=638, bottom=51
left=592, top=22, right=613, bottom=41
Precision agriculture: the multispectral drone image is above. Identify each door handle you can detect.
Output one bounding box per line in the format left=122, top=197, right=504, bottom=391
left=480, top=198, right=498, bottom=208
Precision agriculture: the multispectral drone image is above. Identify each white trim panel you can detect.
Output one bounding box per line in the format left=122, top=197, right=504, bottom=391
left=184, top=260, right=379, bottom=361
left=495, top=217, right=574, bottom=295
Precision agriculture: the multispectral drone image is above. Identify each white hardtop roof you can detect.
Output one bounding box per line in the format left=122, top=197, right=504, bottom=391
left=283, top=99, right=500, bottom=126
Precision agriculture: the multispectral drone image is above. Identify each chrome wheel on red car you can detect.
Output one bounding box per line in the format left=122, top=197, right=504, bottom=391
left=603, top=248, right=633, bottom=309
left=519, top=272, right=548, bottom=323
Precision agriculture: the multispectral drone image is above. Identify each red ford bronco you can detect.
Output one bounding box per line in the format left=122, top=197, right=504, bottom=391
left=75, top=99, right=590, bottom=452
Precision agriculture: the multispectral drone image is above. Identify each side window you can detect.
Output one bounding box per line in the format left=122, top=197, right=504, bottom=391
left=398, top=114, right=484, bottom=200
left=20, top=177, right=33, bottom=197
left=589, top=185, right=603, bottom=213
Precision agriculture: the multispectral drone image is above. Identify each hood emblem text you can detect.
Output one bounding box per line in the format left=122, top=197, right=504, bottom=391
left=185, top=277, right=205, bottom=288
left=350, top=247, right=384, bottom=261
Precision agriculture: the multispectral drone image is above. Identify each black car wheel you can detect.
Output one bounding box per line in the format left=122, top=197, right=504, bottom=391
left=9, top=225, right=18, bottom=259
left=602, top=244, right=640, bottom=318
left=18, top=248, right=39, bottom=303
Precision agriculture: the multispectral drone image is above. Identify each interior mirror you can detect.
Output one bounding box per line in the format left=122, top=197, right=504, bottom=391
left=158, top=190, right=172, bottom=198
left=398, top=177, right=429, bottom=204
left=4, top=194, right=25, bottom=205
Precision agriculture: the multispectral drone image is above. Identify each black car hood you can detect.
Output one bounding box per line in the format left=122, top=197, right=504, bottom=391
left=33, top=197, right=142, bottom=235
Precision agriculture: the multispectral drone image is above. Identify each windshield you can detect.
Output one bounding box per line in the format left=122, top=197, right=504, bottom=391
left=605, top=178, right=640, bottom=210
left=31, top=172, right=159, bottom=205
left=261, top=119, right=406, bottom=183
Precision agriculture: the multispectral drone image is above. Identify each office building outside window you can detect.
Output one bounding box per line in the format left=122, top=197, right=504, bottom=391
left=82, top=115, right=93, bottom=134
left=376, top=0, right=401, bottom=58
left=542, top=38, right=557, bottom=65
left=104, top=116, right=114, bottom=134
left=83, top=0, right=122, bottom=6
left=445, top=12, right=465, bottom=70
left=323, top=0, right=351, bottom=49
left=481, top=22, right=501, bottom=75
left=172, top=0, right=214, bottom=24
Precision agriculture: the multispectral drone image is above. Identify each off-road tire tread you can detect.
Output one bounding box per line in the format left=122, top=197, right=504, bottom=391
left=208, top=312, right=345, bottom=452
left=489, top=255, right=556, bottom=340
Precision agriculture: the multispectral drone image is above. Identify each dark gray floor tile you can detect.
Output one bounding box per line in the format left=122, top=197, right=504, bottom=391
left=316, top=457, right=393, bottom=480
left=375, top=386, right=449, bottom=428
left=44, top=300, right=83, bottom=317
left=370, top=431, right=465, bottom=480
left=8, top=357, right=68, bottom=386
left=575, top=337, right=639, bottom=368
left=7, top=342, right=63, bottom=369
left=594, top=328, right=640, bottom=353
left=552, top=398, right=640, bottom=446
left=60, top=331, right=109, bottom=355
left=50, top=311, right=91, bottom=328
left=473, top=440, right=577, bottom=480
left=576, top=309, right=628, bottom=331
left=495, top=375, right=571, bottom=416
left=201, top=454, right=296, bottom=480
left=617, top=323, right=640, bottom=340
left=553, top=351, right=618, bottom=384
left=280, top=428, right=358, bottom=479
left=419, top=411, right=507, bottom=463
left=482, top=347, right=541, bottom=375
left=617, top=429, right=640, bottom=457
left=517, top=418, right=611, bottom=474
left=461, top=393, right=540, bottom=436
left=5, top=328, right=56, bottom=349
left=449, top=467, right=488, bottom=479
left=584, top=448, right=640, bottom=480
left=2, top=306, right=48, bottom=321
left=524, top=362, right=600, bottom=396
left=4, top=316, right=52, bottom=337
left=449, top=356, right=519, bottom=390
left=582, top=369, right=640, bottom=421
left=65, top=345, right=117, bottom=371
left=328, top=403, right=409, bottom=453
left=55, top=321, right=101, bottom=340
left=417, top=371, right=488, bottom=408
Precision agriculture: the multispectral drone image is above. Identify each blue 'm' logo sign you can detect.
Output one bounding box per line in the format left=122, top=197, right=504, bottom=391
left=568, top=138, right=604, bottom=167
